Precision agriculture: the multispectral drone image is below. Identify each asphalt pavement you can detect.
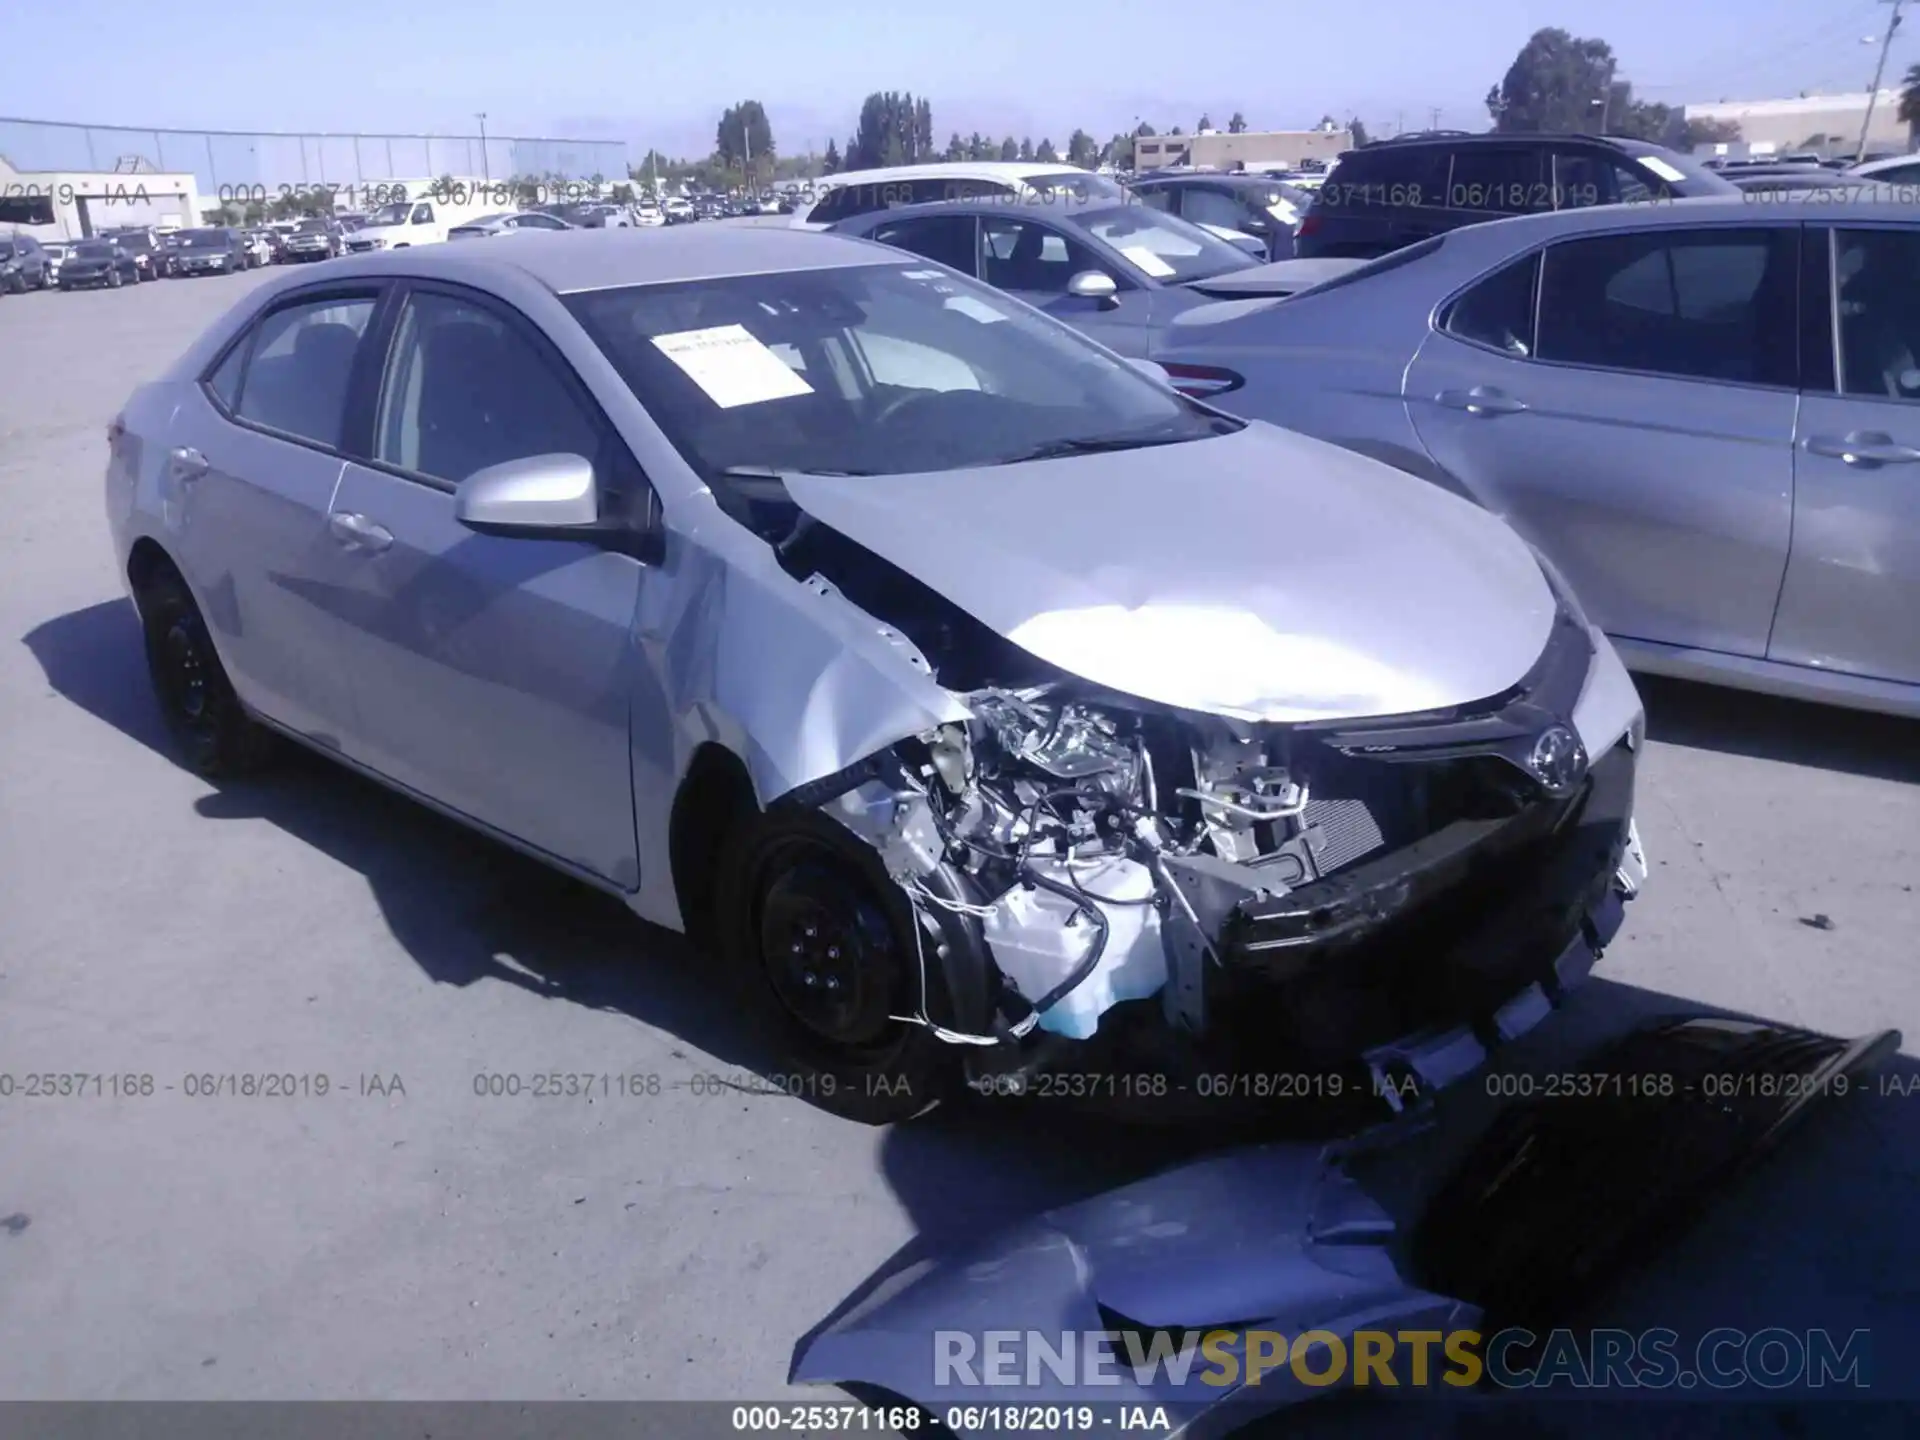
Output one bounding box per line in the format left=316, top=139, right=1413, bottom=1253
left=1, top=267, right=1916, bottom=1414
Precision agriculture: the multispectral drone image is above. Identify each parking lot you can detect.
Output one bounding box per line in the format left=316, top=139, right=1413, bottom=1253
left=2, top=269, right=1918, bottom=1412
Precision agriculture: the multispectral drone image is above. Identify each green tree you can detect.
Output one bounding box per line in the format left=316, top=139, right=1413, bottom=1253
left=945, top=131, right=965, bottom=161
left=848, top=91, right=935, bottom=169
left=1348, top=116, right=1371, bottom=146
left=1066, top=128, right=1099, bottom=167
left=1169, top=125, right=1185, bottom=136
left=1227, top=111, right=1248, bottom=133
left=1486, top=28, right=1615, bottom=132
left=1198, top=112, right=1213, bottom=132
left=1017, top=136, right=1034, bottom=160
left=821, top=137, right=842, bottom=174
left=1035, top=137, right=1058, bottom=163
left=1134, top=121, right=1157, bottom=136
left=999, top=136, right=1019, bottom=161
left=1898, top=62, right=1920, bottom=140
left=716, top=101, right=775, bottom=183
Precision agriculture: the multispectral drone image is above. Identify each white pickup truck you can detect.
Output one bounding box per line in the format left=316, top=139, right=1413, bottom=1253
left=343, top=193, right=495, bottom=253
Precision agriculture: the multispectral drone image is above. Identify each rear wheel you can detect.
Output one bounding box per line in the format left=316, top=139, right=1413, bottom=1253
left=137, top=569, right=276, bottom=778
left=714, top=808, right=958, bottom=1123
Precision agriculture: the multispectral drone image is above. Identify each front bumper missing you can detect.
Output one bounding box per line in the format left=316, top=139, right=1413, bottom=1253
left=792, top=1016, right=1897, bottom=1437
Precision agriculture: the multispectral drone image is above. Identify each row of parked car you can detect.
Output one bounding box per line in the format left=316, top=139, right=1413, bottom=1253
left=0, top=217, right=359, bottom=294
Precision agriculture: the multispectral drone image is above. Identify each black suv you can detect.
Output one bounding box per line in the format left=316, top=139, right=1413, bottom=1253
left=1295, top=132, right=1738, bottom=260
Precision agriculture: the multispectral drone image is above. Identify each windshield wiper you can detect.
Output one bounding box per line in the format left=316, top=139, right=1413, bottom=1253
left=718, top=464, right=878, bottom=480
left=990, top=422, right=1223, bottom=466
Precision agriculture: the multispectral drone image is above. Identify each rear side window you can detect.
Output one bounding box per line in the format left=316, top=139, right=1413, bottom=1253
left=1323, top=147, right=1449, bottom=208
left=1446, top=148, right=1550, bottom=214
left=869, top=214, right=978, bottom=275
left=1536, top=228, right=1797, bottom=386
left=228, top=296, right=378, bottom=448
left=1442, top=253, right=1540, bottom=356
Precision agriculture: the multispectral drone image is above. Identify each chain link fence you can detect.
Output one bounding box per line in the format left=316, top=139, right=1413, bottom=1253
left=1, top=116, right=629, bottom=201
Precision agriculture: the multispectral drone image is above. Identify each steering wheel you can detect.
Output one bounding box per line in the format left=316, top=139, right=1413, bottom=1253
left=870, top=388, right=954, bottom=429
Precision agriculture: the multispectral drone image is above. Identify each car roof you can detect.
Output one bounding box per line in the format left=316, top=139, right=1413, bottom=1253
left=827, top=194, right=1130, bottom=229
left=816, top=161, right=1096, bottom=188
left=311, top=225, right=895, bottom=293
left=1133, top=172, right=1291, bottom=188
left=1427, top=191, right=1920, bottom=255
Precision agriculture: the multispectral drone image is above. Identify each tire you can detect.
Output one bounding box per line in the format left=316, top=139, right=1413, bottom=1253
left=108, top=268, right=123, bottom=288
left=137, top=569, right=276, bottom=778
left=713, top=806, right=959, bottom=1123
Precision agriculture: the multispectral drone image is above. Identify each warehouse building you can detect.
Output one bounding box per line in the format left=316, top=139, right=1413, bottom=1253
left=0, top=154, right=202, bottom=239
left=1133, top=126, right=1353, bottom=172
left=1683, top=90, right=1911, bottom=157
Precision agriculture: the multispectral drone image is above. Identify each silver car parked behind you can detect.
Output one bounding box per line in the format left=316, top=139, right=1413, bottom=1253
left=1159, top=192, right=1920, bottom=718
left=106, top=228, right=1646, bottom=1121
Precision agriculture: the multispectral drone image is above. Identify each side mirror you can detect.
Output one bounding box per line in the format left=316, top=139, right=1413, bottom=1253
left=455, top=453, right=601, bottom=539
left=1068, top=269, right=1119, bottom=300
left=1225, top=231, right=1266, bottom=256
left=1125, top=357, right=1174, bottom=387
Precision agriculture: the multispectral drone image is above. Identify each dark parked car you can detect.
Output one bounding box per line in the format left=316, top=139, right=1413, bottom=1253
left=58, top=239, right=142, bottom=289
left=280, top=216, right=347, bottom=261
left=0, top=234, right=53, bottom=290
left=167, top=227, right=249, bottom=276
left=102, top=227, right=168, bottom=279
left=1128, top=173, right=1316, bottom=260
left=1295, top=132, right=1739, bottom=259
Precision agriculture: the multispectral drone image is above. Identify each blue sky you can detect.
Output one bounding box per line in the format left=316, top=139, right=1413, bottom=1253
left=1, top=0, right=1910, bottom=158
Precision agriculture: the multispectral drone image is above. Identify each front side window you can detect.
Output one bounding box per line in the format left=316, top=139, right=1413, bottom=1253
left=1443, top=253, right=1540, bottom=357
left=1177, top=186, right=1259, bottom=233
left=1071, top=204, right=1257, bottom=283
left=1536, top=228, right=1796, bottom=386
left=1833, top=228, right=1920, bottom=400
left=980, top=217, right=1105, bottom=293
left=869, top=214, right=978, bottom=275
left=230, top=296, right=377, bottom=448
left=563, top=263, right=1231, bottom=479
left=367, top=202, right=409, bottom=226
left=1132, top=185, right=1176, bottom=212
left=374, top=291, right=602, bottom=484
left=410, top=203, right=434, bottom=225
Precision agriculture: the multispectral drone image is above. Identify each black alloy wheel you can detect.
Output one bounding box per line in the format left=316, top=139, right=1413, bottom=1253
left=715, top=809, right=958, bottom=1123
left=138, top=570, right=275, bottom=777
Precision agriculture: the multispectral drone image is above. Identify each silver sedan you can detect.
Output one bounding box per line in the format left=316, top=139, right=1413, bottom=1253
left=1159, top=192, right=1920, bottom=718
left=105, top=227, right=1645, bottom=1121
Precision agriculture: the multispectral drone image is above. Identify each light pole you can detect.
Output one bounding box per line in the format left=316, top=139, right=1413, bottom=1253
left=475, top=112, right=489, bottom=182
left=1859, top=0, right=1906, bottom=162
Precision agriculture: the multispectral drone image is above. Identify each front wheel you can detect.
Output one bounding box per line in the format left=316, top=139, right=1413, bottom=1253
left=107, top=268, right=123, bottom=288
left=714, top=808, right=959, bottom=1123
left=137, top=569, right=276, bottom=778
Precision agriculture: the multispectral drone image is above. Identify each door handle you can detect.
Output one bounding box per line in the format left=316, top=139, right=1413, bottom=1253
left=168, top=446, right=209, bottom=482
left=1435, top=386, right=1528, bottom=417
left=328, top=511, right=393, bottom=553
left=1801, top=431, right=1920, bottom=466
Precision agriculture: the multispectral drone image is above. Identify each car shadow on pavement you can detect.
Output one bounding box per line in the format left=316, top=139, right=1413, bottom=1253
left=1638, top=674, right=1920, bottom=785
left=825, top=977, right=1920, bottom=1436
left=21, top=597, right=767, bottom=1071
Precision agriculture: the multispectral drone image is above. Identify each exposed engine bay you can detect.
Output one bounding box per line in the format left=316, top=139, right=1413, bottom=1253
left=730, top=471, right=1643, bottom=1077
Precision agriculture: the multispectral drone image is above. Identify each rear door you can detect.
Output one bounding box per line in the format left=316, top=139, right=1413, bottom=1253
left=1404, top=223, right=1801, bottom=656
left=322, top=281, right=649, bottom=886
left=1772, top=224, right=1920, bottom=685
left=166, top=285, right=387, bottom=739
left=978, top=213, right=1152, bottom=355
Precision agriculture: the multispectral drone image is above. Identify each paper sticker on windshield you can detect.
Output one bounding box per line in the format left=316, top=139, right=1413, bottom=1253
left=901, top=269, right=944, bottom=279
left=942, top=295, right=1007, bottom=324
left=1119, top=244, right=1176, bottom=278
left=1640, top=157, right=1687, bottom=184
left=650, top=325, right=813, bottom=408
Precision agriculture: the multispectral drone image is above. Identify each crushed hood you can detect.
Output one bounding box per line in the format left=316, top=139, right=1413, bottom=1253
left=785, top=423, right=1556, bottom=723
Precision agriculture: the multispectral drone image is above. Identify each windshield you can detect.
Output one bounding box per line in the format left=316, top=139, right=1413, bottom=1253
left=565, top=262, right=1233, bottom=478
left=0, top=242, right=12, bottom=259
left=74, top=241, right=113, bottom=258
left=1072, top=204, right=1258, bottom=283
left=177, top=230, right=229, bottom=249
left=1615, top=143, right=1739, bottom=196
left=367, top=202, right=410, bottom=226
left=294, top=219, right=332, bottom=233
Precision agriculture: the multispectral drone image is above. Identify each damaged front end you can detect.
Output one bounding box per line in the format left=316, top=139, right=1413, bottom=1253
left=801, top=595, right=1644, bottom=1095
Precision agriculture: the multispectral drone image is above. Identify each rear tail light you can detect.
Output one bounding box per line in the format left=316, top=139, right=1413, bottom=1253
left=1296, top=211, right=1323, bottom=238
left=1158, top=362, right=1245, bottom=399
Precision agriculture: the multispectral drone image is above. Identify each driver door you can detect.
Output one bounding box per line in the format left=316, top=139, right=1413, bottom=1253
left=322, top=282, right=652, bottom=887
left=978, top=215, right=1152, bottom=356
